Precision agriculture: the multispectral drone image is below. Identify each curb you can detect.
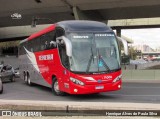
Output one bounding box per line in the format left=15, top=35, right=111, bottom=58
left=123, top=80, right=160, bottom=83
left=0, top=100, right=160, bottom=111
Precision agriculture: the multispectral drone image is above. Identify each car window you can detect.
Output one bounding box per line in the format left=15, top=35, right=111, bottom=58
left=0, top=66, right=2, bottom=71
left=0, top=65, right=3, bottom=70
left=2, top=66, right=7, bottom=70
left=6, top=66, right=12, bottom=70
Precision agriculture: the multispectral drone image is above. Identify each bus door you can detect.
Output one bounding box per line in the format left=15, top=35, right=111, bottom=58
left=56, top=28, right=70, bottom=91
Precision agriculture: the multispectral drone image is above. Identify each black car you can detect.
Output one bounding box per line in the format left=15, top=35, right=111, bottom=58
left=0, top=65, right=15, bottom=82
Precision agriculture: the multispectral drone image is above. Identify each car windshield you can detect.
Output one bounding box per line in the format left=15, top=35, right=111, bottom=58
left=0, top=65, right=3, bottom=71
left=67, top=32, right=120, bottom=73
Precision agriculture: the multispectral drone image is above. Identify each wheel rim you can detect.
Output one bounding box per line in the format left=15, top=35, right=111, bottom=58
left=28, top=78, right=31, bottom=85
left=54, top=81, right=60, bottom=93
left=24, top=75, right=27, bottom=82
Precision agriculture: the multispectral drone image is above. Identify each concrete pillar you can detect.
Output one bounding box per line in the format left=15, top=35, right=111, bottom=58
left=72, top=7, right=105, bottom=21
left=72, top=7, right=89, bottom=20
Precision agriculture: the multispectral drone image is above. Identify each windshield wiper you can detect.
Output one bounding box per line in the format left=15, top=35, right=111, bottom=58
left=86, top=47, right=94, bottom=73
left=97, top=49, right=111, bottom=72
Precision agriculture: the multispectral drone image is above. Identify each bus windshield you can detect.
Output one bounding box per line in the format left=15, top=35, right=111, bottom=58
left=67, top=32, right=120, bottom=73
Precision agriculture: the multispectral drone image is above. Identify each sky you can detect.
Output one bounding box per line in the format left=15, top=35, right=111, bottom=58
left=121, top=28, right=160, bottom=49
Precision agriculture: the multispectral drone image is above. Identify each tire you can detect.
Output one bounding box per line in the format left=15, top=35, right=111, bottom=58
left=24, top=72, right=27, bottom=83
left=51, top=77, right=65, bottom=96
left=0, top=79, right=3, bottom=94
left=27, top=74, right=32, bottom=86
left=0, top=86, right=3, bottom=94
left=10, top=75, right=15, bottom=82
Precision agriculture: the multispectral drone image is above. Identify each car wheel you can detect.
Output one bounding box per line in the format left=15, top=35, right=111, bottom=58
left=0, top=79, right=3, bottom=94
left=10, top=75, right=15, bottom=82
left=52, top=77, right=65, bottom=96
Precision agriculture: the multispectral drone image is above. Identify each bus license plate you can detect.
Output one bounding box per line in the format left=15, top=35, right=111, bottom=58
left=95, top=86, right=104, bottom=90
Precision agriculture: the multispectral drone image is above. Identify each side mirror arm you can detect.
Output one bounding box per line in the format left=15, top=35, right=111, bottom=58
left=56, top=36, right=72, bottom=57
left=117, top=37, right=129, bottom=55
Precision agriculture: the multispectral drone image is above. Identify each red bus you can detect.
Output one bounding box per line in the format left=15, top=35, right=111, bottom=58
left=19, top=20, right=122, bottom=95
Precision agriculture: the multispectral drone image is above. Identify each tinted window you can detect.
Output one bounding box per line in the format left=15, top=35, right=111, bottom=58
left=42, top=31, right=56, bottom=50
left=19, top=31, right=56, bottom=55
left=6, top=66, right=12, bottom=70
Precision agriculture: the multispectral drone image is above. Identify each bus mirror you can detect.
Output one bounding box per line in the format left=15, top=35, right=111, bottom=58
left=56, top=36, right=72, bottom=57
left=50, top=41, right=57, bottom=47
left=117, top=37, right=128, bottom=56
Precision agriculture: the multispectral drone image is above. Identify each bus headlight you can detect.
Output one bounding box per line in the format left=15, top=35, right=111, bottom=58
left=70, top=77, right=85, bottom=86
left=113, top=74, right=122, bottom=83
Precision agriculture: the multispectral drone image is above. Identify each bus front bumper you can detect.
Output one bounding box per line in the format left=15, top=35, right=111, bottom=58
left=68, top=80, right=122, bottom=94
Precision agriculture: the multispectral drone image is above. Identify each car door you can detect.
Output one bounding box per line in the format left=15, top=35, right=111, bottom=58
left=1, top=66, right=8, bottom=80
left=5, top=65, right=13, bottom=80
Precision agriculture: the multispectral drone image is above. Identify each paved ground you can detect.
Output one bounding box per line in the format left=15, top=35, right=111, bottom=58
left=1, top=78, right=160, bottom=104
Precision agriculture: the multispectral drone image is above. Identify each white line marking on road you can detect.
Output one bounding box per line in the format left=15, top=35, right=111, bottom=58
left=123, top=86, right=160, bottom=89
left=107, top=94, right=160, bottom=97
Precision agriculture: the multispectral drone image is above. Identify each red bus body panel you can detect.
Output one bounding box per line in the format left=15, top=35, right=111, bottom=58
left=34, top=49, right=121, bottom=94
left=20, top=23, right=122, bottom=95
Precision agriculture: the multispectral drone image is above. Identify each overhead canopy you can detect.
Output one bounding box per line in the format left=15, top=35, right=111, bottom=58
left=1, top=0, right=160, bottom=27
left=1, top=0, right=160, bottom=42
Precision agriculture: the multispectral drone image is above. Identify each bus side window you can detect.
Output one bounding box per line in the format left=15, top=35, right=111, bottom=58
left=44, top=31, right=56, bottom=50
left=49, top=41, right=56, bottom=48
left=28, top=40, right=33, bottom=52
left=39, top=35, right=46, bottom=51
left=56, top=27, right=65, bottom=38
left=33, top=37, right=40, bottom=52
left=44, top=40, right=49, bottom=50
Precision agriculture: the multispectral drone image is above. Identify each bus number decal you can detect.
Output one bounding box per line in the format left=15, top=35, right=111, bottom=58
left=39, top=54, right=53, bottom=61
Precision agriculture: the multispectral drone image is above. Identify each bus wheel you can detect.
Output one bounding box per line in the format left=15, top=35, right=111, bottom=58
left=52, top=78, right=65, bottom=96
left=27, top=74, right=32, bottom=86
left=0, top=86, right=3, bottom=94
left=0, top=79, right=3, bottom=94
left=24, top=73, right=27, bottom=83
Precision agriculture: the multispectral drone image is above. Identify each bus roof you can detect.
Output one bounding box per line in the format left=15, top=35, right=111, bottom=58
left=23, top=20, right=112, bottom=43
left=56, top=20, right=112, bottom=32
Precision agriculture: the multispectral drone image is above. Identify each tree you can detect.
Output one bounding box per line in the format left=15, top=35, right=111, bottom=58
left=129, top=46, right=138, bottom=60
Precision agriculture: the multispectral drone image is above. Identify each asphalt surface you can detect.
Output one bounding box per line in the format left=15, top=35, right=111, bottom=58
left=1, top=78, right=160, bottom=104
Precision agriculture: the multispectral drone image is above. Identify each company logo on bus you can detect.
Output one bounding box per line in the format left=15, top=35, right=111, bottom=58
left=95, top=34, right=114, bottom=37
left=39, top=54, right=53, bottom=61
left=11, top=13, right=22, bottom=19
left=97, top=79, right=102, bottom=83
left=104, top=76, right=112, bottom=79
left=73, top=36, right=89, bottom=39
